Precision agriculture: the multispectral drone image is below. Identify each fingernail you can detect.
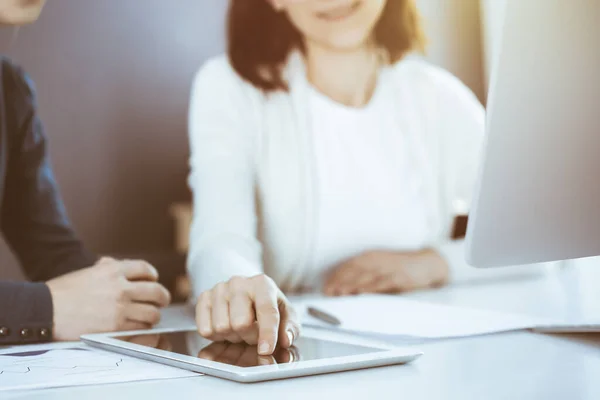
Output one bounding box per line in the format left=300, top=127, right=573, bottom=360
left=286, top=330, right=294, bottom=346
left=258, top=341, right=270, bottom=355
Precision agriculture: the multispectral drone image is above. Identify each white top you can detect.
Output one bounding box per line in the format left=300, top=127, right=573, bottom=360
left=308, top=71, right=429, bottom=288
left=186, top=53, right=551, bottom=297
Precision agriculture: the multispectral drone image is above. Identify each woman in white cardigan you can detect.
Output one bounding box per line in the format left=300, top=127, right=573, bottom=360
left=188, top=0, right=485, bottom=356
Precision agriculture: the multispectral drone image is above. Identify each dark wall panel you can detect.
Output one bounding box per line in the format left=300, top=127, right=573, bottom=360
left=0, top=0, right=226, bottom=277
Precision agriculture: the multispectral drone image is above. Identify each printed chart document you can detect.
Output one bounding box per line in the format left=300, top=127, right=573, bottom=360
left=0, top=344, right=199, bottom=392
left=299, top=294, right=551, bottom=340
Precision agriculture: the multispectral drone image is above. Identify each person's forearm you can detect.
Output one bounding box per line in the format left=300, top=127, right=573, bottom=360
left=389, top=249, right=450, bottom=288
left=0, top=281, right=54, bottom=344
left=187, top=248, right=263, bottom=300
left=4, top=214, right=97, bottom=281
left=414, top=248, right=450, bottom=287
left=19, top=245, right=96, bottom=282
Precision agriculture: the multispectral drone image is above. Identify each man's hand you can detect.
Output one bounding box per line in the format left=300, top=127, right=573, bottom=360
left=47, top=257, right=171, bottom=341
left=324, top=250, right=450, bottom=296
left=195, top=274, right=301, bottom=356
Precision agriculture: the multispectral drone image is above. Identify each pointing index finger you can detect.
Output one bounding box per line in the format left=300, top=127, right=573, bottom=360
left=251, top=287, right=280, bottom=356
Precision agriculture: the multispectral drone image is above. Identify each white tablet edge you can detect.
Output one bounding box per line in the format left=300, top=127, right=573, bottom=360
left=81, top=327, right=423, bottom=383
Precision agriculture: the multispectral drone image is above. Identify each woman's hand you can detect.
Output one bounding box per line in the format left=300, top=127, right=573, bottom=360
left=195, top=275, right=301, bottom=356
left=324, top=250, right=449, bottom=296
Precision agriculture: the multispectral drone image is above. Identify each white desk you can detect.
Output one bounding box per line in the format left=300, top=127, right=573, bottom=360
left=6, top=262, right=600, bottom=400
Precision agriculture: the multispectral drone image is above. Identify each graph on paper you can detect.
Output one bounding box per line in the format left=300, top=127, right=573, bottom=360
left=0, top=347, right=198, bottom=391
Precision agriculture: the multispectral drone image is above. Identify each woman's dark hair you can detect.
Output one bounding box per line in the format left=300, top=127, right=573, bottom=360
left=227, top=0, right=426, bottom=92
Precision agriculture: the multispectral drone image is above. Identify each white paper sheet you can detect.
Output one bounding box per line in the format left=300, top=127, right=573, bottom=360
left=298, top=294, right=550, bottom=340
left=0, top=344, right=199, bottom=392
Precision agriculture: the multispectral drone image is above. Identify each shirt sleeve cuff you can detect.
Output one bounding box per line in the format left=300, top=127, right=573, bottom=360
left=0, top=282, right=54, bottom=345
left=187, top=250, right=262, bottom=303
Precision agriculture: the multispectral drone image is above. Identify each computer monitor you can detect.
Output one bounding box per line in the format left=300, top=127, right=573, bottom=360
left=465, top=0, right=600, bottom=267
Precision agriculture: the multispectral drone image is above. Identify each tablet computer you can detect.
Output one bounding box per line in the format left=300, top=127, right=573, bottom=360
left=81, top=327, right=422, bottom=383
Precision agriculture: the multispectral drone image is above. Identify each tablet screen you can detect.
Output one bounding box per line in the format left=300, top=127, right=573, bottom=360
left=113, top=331, right=384, bottom=368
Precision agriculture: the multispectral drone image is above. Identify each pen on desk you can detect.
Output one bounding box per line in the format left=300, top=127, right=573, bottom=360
left=307, top=306, right=341, bottom=326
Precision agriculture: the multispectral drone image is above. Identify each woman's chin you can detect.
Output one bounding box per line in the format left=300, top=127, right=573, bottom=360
left=0, top=10, right=43, bottom=26
left=0, top=0, right=46, bottom=26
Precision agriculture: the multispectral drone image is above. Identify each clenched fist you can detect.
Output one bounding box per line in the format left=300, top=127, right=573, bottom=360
left=47, top=257, right=171, bottom=341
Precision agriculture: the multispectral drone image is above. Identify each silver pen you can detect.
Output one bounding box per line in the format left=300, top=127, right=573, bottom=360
left=307, top=306, right=341, bottom=326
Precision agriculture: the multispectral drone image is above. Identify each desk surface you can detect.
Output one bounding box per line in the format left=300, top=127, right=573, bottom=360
left=6, top=261, right=600, bottom=400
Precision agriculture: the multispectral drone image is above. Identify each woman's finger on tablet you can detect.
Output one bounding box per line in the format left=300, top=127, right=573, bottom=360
left=211, top=282, right=243, bottom=343
left=197, top=292, right=225, bottom=342
left=229, top=285, right=259, bottom=345
left=250, top=275, right=281, bottom=355
left=278, top=298, right=300, bottom=349
left=196, top=291, right=214, bottom=338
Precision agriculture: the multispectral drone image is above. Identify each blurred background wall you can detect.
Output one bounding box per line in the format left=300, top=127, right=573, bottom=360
left=0, top=0, right=491, bottom=280
left=480, top=0, right=507, bottom=92
left=0, top=0, right=228, bottom=278
left=417, top=0, right=485, bottom=103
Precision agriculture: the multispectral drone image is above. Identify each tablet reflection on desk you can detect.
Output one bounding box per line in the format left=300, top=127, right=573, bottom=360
left=196, top=342, right=300, bottom=367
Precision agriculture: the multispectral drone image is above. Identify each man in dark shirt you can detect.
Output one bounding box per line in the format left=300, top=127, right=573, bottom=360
left=0, top=0, right=170, bottom=345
